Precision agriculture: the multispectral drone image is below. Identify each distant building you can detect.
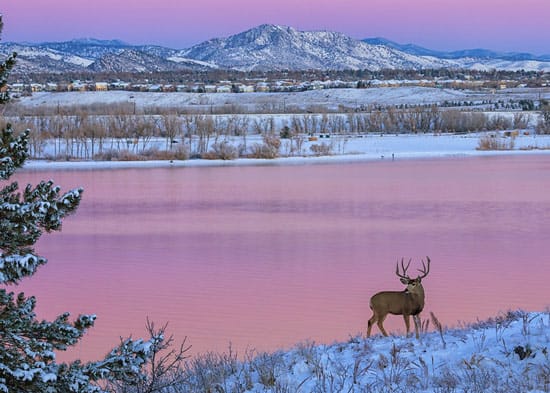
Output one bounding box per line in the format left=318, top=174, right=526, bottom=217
left=69, top=80, right=87, bottom=92
left=46, top=83, right=58, bottom=91
left=256, top=82, right=270, bottom=92
left=148, top=84, right=163, bottom=92
left=95, top=82, right=108, bottom=91
left=216, top=85, right=232, bottom=93
left=240, top=85, right=255, bottom=93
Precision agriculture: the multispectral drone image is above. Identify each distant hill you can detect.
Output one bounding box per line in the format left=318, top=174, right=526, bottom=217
left=2, top=25, right=550, bottom=73
left=363, top=37, right=550, bottom=62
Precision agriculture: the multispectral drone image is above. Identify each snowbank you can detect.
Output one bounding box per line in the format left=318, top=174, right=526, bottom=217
left=183, top=311, right=550, bottom=392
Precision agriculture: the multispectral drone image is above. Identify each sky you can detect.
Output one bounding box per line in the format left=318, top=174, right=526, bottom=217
left=1, top=0, right=549, bottom=54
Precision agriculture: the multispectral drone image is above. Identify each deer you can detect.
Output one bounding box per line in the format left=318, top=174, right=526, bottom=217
left=367, top=257, right=431, bottom=339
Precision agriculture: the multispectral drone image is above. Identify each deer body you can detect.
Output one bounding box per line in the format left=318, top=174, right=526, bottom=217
left=367, top=257, right=430, bottom=339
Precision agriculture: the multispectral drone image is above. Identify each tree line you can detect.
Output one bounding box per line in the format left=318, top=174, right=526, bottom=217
left=2, top=106, right=542, bottom=161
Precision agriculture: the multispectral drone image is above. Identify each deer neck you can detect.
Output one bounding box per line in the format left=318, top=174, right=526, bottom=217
left=406, top=284, right=425, bottom=303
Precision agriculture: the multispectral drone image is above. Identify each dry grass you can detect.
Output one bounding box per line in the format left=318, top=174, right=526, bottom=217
left=477, top=134, right=515, bottom=150
left=118, top=311, right=550, bottom=393
left=92, top=146, right=189, bottom=161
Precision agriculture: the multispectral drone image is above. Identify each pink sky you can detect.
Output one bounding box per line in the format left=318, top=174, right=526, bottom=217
left=2, top=0, right=549, bottom=54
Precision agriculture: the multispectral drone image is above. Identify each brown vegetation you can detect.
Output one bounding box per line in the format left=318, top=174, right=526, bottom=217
left=477, top=134, right=516, bottom=150
left=2, top=100, right=546, bottom=161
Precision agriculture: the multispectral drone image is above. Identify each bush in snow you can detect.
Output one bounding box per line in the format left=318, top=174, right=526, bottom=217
left=249, top=134, right=281, bottom=159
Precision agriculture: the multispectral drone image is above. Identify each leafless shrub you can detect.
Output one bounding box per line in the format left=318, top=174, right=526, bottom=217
left=513, top=113, right=530, bottom=129
left=536, top=119, right=550, bottom=134
left=309, top=142, right=333, bottom=156
left=249, top=133, right=281, bottom=159
left=252, top=117, right=275, bottom=134
left=142, top=147, right=189, bottom=160
left=92, top=149, right=120, bottom=161
left=247, top=351, right=285, bottom=388
left=291, top=135, right=306, bottom=156
left=117, top=149, right=148, bottom=161
left=487, top=115, right=513, bottom=130
left=477, top=134, right=515, bottom=150
left=433, top=366, right=460, bottom=392
left=184, top=351, right=241, bottom=393
left=202, top=140, right=238, bottom=160
left=295, top=340, right=319, bottom=368
left=107, top=319, right=191, bottom=393
left=373, top=343, right=415, bottom=389
left=538, top=103, right=550, bottom=134
left=458, top=355, right=495, bottom=393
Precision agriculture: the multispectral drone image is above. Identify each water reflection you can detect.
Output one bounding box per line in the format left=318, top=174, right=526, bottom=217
left=14, top=156, right=550, bottom=361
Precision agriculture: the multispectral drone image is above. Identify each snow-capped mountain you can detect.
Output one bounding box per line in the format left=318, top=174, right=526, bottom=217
left=179, top=24, right=455, bottom=71
left=2, top=24, right=550, bottom=73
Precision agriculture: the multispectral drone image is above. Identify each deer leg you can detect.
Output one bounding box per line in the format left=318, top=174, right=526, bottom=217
left=377, top=314, right=389, bottom=337
left=367, top=313, right=377, bottom=337
left=413, top=314, right=421, bottom=339
left=403, top=314, right=411, bottom=337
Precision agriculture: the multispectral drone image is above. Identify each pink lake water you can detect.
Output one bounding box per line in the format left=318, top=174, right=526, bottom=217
left=14, top=155, right=550, bottom=361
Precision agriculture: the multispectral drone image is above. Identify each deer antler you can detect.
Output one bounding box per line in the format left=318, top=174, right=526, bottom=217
left=417, top=256, right=431, bottom=279
left=395, top=258, right=412, bottom=279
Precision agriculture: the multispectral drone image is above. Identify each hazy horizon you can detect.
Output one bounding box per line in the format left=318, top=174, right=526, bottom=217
left=2, top=0, right=549, bottom=55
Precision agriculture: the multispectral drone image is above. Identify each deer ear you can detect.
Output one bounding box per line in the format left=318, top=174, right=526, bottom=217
left=400, top=278, right=409, bottom=285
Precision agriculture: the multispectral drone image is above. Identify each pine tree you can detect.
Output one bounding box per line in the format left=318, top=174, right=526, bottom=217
left=0, top=16, right=159, bottom=392
left=0, top=17, right=16, bottom=105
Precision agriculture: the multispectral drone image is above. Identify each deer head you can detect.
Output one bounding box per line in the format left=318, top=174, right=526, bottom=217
left=367, top=257, right=431, bottom=339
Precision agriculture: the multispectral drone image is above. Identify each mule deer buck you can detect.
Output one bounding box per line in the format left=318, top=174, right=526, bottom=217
left=367, top=257, right=431, bottom=339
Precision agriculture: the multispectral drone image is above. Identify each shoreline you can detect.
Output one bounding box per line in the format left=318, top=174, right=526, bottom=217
left=22, top=148, right=550, bottom=171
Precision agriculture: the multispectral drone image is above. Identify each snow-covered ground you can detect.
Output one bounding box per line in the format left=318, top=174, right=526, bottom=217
left=22, top=132, right=550, bottom=170
left=180, top=311, right=550, bottom=392
left=15, top=86, right=550, bottom=112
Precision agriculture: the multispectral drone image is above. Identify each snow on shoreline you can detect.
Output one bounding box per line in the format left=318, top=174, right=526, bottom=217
left=181, top=311, right=550, bottom=392
left=22, top=133, right=550, bottom=171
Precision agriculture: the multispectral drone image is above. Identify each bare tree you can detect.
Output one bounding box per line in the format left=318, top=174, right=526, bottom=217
left=160, top=113, right=183, bottom=150
left=107, top=319, right=191, bottom=393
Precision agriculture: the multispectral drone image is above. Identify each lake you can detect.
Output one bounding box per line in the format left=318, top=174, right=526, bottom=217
left=15, top=155, right=550, bottom=361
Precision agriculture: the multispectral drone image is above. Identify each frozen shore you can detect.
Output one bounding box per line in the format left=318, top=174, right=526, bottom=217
left=22, top=133, right=550, bottom=170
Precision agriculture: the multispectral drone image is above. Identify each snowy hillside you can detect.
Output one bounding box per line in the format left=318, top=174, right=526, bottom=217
left=0, top=42, right=93, bottom=73
left=179, top=24, right=454, bottom=71
left=86, top=49, right=197, bottom=73
left=15, top=86, right=550, bottom=112
left=180, top=311, right=549, bottom=392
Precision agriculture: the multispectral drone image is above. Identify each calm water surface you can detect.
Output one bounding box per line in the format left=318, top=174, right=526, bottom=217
left=16, top=156, right=550, bottom=361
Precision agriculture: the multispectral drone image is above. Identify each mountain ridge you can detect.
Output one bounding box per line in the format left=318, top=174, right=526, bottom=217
left=2, top=24, right=549, bottom=73
left=363, top=37, right=550, bottom=62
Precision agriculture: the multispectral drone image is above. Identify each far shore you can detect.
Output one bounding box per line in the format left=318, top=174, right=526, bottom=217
left=22, top=148, right=550, bottom=171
